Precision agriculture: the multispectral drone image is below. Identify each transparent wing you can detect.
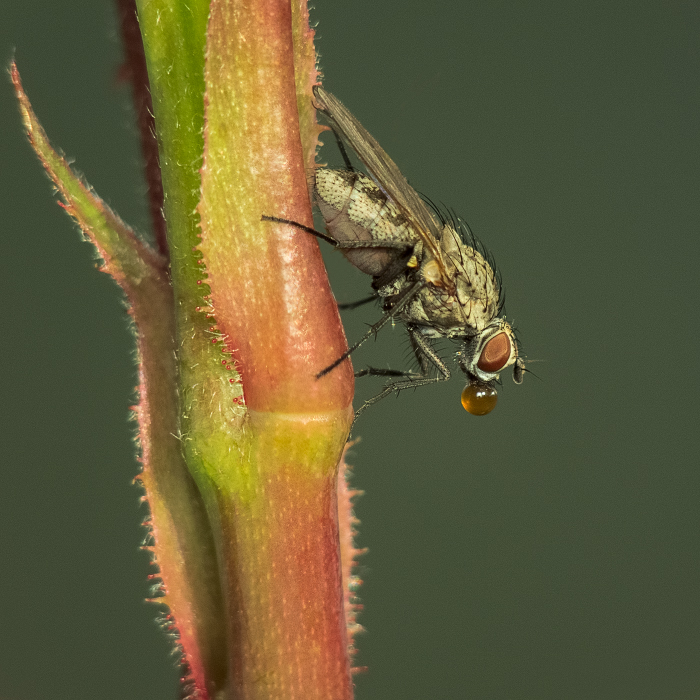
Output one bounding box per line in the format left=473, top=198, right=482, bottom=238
left=313, top=86, right=449, bottom=286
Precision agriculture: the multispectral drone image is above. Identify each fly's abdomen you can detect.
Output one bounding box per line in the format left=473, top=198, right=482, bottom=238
left=315, top=169, right=417, bottom=278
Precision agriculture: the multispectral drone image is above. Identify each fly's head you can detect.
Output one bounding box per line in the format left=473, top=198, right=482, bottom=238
left=456, top=319, right=524, bottom=415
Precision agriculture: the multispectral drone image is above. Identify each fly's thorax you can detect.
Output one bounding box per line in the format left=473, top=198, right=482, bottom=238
left=314, top=169, right=419, bottom=279
left=391, top=225, right=500, bottom=334
left=457, top=319, right=520, bottom=383
left=441, top=225, right=500, bottom=328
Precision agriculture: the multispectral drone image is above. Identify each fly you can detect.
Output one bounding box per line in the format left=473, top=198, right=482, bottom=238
left=263, top=86, right=525, bottom=417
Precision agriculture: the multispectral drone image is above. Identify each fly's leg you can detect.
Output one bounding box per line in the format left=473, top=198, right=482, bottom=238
left=329, top=124, right=355, bottom=172
left=312, top=97, right=356, bottom=171
left=317, top=280, right=426, bottom=378
left=261, top=215, right=337, bottom=244
left=354, top=367, right=419, bottom=379
left=260, top=215, right=412, bottom=254
left=354, top=356, right=424, bottom=380
left=354, top=325, right=450, bottom=419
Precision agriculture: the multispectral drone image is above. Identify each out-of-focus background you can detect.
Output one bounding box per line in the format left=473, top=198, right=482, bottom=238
left=2, top=2, right=699, bottom=698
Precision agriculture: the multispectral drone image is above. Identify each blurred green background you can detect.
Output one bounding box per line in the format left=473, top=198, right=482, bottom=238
left=2, top=2, right=699, bottom=698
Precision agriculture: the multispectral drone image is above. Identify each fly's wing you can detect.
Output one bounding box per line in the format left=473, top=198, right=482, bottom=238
left=313, top=86, right=450, bottom=287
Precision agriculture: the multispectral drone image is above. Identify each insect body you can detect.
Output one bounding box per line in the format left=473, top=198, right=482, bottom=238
left=265, top=87, right=524, bottom=416
left=315, top=168, right=500, bottom=337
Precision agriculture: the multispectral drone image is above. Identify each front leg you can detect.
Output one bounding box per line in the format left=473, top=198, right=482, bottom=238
left=354, top=325, right=450, bottom=419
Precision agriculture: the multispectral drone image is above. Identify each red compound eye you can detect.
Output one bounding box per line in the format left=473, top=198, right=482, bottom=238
left=477, top=332, right=511, bottom=373
left=461, top=383, right=498, bottom=416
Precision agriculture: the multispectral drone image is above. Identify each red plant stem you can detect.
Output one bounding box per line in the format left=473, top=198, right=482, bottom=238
left=135, top=0, right=355, bottom=692
left=199, top=0, right=353, bottom=413
left=214, top=414, right=352, bottom=699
